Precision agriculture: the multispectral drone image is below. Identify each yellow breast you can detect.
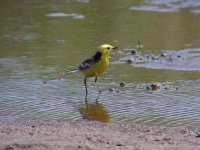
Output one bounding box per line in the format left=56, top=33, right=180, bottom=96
left=83, top=58, right=109, bottom=77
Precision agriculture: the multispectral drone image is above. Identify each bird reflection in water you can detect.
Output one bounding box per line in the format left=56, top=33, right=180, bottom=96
left=78, top=98, right=111, bottom=123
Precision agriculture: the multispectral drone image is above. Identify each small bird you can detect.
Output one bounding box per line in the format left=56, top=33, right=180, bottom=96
left=65, top=44, right=118, bottom=98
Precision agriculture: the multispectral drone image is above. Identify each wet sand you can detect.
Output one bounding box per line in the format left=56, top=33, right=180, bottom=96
left=0, top=120, right=200, bottom=150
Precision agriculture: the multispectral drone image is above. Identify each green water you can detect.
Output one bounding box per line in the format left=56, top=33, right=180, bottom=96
left=0, top=0, right=200, bottom=128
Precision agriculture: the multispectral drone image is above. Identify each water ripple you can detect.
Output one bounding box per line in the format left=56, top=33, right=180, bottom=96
left=0, top=58, right=200, bottom=128
left=129, top=0, right=200, bottom=14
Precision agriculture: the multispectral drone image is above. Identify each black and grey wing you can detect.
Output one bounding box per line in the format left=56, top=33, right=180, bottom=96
left=65, top=56, right=95, bottom=75
left=65, top=51, right=102, bottom=75
left=78, top=57, right=94, bottom=71
left=78, top=51, right=102, bottom=71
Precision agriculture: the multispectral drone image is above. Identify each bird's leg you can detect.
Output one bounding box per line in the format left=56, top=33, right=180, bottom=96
left=84, top=77, right=88, bottom=100
left=95, top=77, right=101, bottom=94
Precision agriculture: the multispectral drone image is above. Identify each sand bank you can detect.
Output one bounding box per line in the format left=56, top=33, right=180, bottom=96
left=0, top=120, right=200, bottom=150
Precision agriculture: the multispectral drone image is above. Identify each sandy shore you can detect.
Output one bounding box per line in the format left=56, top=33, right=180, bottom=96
left=0, top=120, right=200, bottom=150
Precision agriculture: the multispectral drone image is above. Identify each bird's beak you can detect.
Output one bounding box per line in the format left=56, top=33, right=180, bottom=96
left=112, top=47, right=118, bottom=50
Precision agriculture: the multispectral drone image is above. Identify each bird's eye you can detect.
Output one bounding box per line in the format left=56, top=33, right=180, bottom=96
left=107, top=47, right=110, bottom=50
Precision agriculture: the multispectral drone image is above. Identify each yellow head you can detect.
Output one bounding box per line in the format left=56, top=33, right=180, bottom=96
left=99, top=44, right=118, bottom=57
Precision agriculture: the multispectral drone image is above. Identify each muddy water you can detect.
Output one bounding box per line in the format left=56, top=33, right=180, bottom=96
left=0, top=0, right=200, bottom=128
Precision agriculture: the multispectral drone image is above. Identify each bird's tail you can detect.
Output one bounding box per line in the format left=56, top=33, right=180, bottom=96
left=64, top=68, right=80, bottom=75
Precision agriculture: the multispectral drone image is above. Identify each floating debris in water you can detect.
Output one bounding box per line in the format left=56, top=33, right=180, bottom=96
left=126, top=59, right=134, bottom=64
left=146, top=82, right=161, bottom=91
left=164, top=87, right=169, bottom=90
left=162, top=137, right=171, bottom=141
left=152, top=56, right=159, bottom=60
left=195, top=133, right=200, bottom=138
left=115, top=47, right=200, bottom=72
left=46, top=13, right=85, bottom=19
left=119, top=81, right=125, bottom=87
left=131, top=49, right=137, bottom=55
left=161, top=52, right=167, bottom=57
left=146, top=86, right=150, bottom=91
left=43, top=80, right=47, bottom=84
left=108, top=88, right=115, bottom=92
left=151, top=83, right=161, bottom=91
left=116, top=143, right=125, bottom=146
left=145, top=55, right=151, bottom=59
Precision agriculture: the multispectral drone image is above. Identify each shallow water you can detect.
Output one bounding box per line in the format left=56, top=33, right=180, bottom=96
left=0, top=0, right=200, bottom=128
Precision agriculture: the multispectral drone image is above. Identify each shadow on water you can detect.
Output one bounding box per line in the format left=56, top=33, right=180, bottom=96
left=77, top=97, right=111, bottom=123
